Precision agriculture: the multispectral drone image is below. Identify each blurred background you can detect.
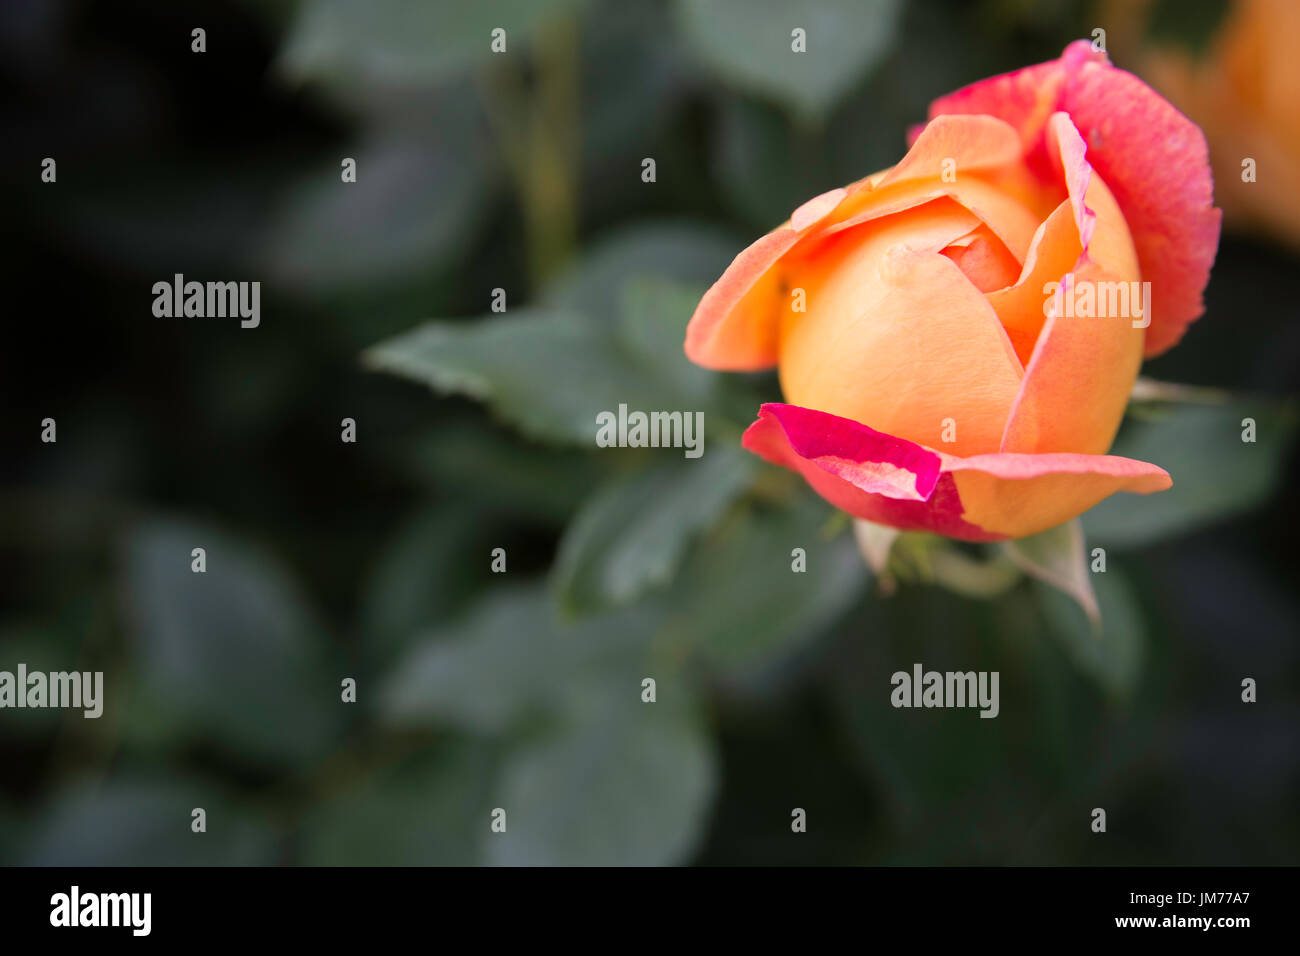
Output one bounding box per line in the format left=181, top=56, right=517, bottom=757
left=1, top=0, right=1296, bottom=865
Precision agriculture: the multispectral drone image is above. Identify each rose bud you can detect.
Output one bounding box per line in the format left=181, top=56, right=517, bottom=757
left=685, top=41, right=1221, bottom=541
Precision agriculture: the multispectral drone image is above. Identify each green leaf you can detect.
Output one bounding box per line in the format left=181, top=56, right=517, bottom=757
left=614, top=278, right=718, bottom=403
left=121, top=520, right=344, bottom=767
left=674, top=0, right=902, bottom=120
left=662, top=490, right=867, bottom=674
left=378, top=584, right=660, bottom=734
left=0, top=617, right=88, bottom=740
left=365, top=309, right=651, bottom=444
left=358, top=504, right=487, bottom=666
left=825, top=585, right=1105, bottom=855
left=552, top=444, right=756, bottom=615
left=1035, top=568, right=1146, bottom=701
left=1084, top=400, right=1298, bottom=547
left=364, top=276, right=739, bottom=446
left=486, top=691, right=716, bottom=865
left=25, top=778, right=279, bottom=866
left=298, top=741, right=497, bottom=866
left=280, top=0, right=586, bottom=88
left=1003, top=519, right=1098, bottom=626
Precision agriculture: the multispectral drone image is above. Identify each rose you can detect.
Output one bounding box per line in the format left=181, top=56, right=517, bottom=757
left=684, top=41, right=1221, bottom=541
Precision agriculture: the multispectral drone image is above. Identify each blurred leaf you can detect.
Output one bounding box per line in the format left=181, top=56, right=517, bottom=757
left=826, top=586, right=1097, bottom=857
left=552, top=444, right=756, bottom=615
left=365, top=276, right=734, bottom=445
left=376, top=579, right=718, bottom=866
left=1035, top=568, right=1146, bottom=701
left=24, top=778, right=279, bottom=866
left=264, top=131, right=494, bottom=294
left=379, top=584, right=660, bottom=734
left=662, top=490, right=867, bottom=674
left=1129, top=376, right=1230, bottom=404
left=359, top=504, right=486, bottom=665
left=117, top=672, right=201, bottom=754
left=365, top=309, right=656, bottom=444
left=298, top=740, right=496, bottom=865
left=674, top=0, right=901, bottom=120
left=543, top=221, right=741, bottom=318
left=280, top=0, right=585, bottom=88
left=486, top=690, right=716, bottom=865
left=122, top=520, right=344, bottom=767
left=614, top=278, right=718, bottom=403
left=1084, top=400, right=1298, bottom=547
left=0, top=617, right=86, bottom=740
left=1003, top=519, right=1098, bottom=626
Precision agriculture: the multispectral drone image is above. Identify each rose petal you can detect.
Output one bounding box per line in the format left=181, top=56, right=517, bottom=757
left=1061, top=52, right=1222, bottom=354
left=998, top=115, right=1144, bottom=455
left=684, top=207, right=832, bottom=370
left=820, top=171, right=1042, bottom=262
left=684, top=115, right=1039, bottom=371
left=877, top=113, right=1024, bottom=187
left=985, top=202, right=1079, bottom=363
left=744, top=402, right=1171, bottom=541
left=944, top=449, right=1171, bottom=540
left=919, top=41, right=1105, bottom=178
left=779, top=205, right=1024, bottom=457
left=941, top=226, right=1022, bottom=293
left=927, top=40, right=1222, bottom=356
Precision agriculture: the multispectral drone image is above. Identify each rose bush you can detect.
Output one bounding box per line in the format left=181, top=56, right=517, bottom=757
left=685, top=41, right=1221, bottom=541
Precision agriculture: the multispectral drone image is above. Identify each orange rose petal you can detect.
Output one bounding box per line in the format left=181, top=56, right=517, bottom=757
left=685, top=114, right=1049, bottom=371
left=946, top=450, right=1171, bottom=540
left=999, top=115, right=1144, bottom=455
left=820, top=170, right=1042, bottom=262
left=877, top=114, right=1024, bottom=187
left=780, top=205, right=1024, bottom=458
left=941, top=226, right=1023, bottom=293
left=684, top=186, right=848, bottom=370
left=684, top=229, right=802, bottom=370
left=985, top=202, right=1080, bottom=364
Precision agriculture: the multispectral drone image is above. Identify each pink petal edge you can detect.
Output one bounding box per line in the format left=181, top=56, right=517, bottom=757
left=927, top=40, right=1222, bottom=356
left=744, top=402, right=1171, bottom=541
